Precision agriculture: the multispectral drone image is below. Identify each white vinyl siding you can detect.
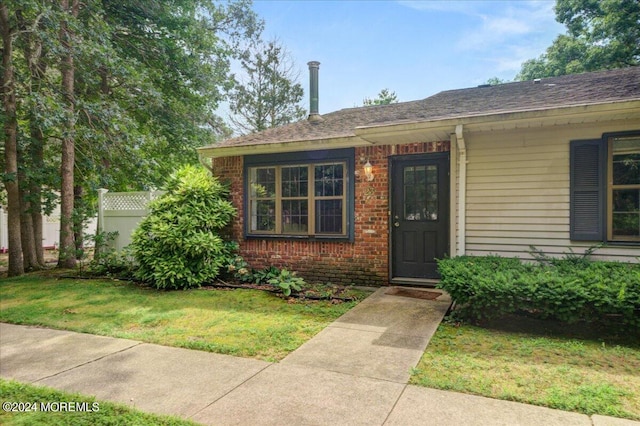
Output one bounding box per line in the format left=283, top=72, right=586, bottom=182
left=462, top=122, right=640, bottom=262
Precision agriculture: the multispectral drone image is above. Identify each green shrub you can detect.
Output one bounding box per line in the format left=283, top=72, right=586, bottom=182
left=268, top=268, right=305, bottom=296
left=437, top=255, right=640, bottom=328
left=130, top=165, right=236, bottom=290
left=223, top=255, right=306, bottom=296
left=253, top=266, right=281, bottom=285
left=86, top=231, right=136, bottom=278
left=226, top=255, right=294, bottom=291
left=224, top=255, right=254, bottom=283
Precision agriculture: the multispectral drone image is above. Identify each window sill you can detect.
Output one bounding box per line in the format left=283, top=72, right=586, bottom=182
left=605, top=240, right=640, bottom=247
left=245, top=234, right=353, bottom=243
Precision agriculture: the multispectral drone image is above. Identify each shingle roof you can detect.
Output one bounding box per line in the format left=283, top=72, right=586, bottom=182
left=208, top=67, right=640, bottom=149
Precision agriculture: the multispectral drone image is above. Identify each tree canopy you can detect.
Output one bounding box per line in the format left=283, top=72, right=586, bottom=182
left=228, top=39, right=306, bottom=134
left=363, top=88, right=399, bottom=106
left=518, top=0, right=640, bottom=80
left=1, top=0, right=262, bottom=275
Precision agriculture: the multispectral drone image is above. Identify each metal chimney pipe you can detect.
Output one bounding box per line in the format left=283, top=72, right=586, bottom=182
left=307, top=61, right=323, bottom=122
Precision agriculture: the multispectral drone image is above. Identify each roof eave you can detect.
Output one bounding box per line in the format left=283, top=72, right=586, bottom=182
left=197, top=135, right=372, bottom=159
left=199, top=100, right=640, bottom=159
left=355, top=100, right=640, bottom=143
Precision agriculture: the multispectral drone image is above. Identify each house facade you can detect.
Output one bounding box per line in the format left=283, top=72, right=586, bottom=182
left=198, top=66, right=640, bottom=287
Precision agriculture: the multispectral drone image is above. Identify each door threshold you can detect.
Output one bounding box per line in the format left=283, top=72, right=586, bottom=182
left=390, top=277, right=440, bottom=287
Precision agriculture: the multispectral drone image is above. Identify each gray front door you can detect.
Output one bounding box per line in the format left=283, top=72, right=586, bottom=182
left=390, top=153, right=449, bottom=280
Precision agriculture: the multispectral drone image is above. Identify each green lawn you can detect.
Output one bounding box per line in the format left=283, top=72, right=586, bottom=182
left=0, top=275, right=363, bottom=362
left=3, top=274, right=639, bottom=421
left=411, top=320, right=640, bottom=420
left=0, top=379, right=199, bottom=426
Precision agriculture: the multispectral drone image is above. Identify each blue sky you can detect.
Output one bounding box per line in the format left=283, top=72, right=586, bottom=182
left=249, top=0, right=566, bottom=114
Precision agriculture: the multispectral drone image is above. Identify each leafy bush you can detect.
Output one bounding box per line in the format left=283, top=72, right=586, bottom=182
left=268, top=268, right=305, bottom=296
left=253, top=266, right=281, bottom=285
left=86, top=231, right=136, bottom=278
left=130, top=165, right=236, bottom=290
left=223, top=255, right=306, bottom=296
left=437, top=255, right=640, bottom=328
left=225, top=255, right=254, bottom=283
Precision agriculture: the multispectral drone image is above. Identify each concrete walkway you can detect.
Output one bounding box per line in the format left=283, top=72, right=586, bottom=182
left=1, top=287, right=638, bottom=425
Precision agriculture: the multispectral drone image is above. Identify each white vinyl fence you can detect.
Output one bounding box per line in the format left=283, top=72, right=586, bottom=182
left=0, top=206, right=97, bottom=253
left=97, top=189, right=164, bottom=253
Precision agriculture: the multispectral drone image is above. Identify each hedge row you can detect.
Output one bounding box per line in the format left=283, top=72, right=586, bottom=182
left=436, top=256, right=640, bottom=327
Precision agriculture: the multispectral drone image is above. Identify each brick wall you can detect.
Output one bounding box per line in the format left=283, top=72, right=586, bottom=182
left=212, top=141, right=449, bottom=286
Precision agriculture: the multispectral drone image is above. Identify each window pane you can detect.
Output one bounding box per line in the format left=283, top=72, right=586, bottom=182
left=416, top=166, right=426, bottom=185
left=250, top=168, right=276, bottom=198
left=404, top=164, right=438, bottom=221
left=251, top=200, right=275, bottom=232
left=315, top=164, right=344, bottom=196
left=282, top=200, right=308, bottom=233
left=612, top=144, right=640, bottom=185
left=282, top=166, right=308, bottom=197
left=612, top=189, right=639, bottom=238
left=404, top=166, right=415, bottom=185
left=316, top=199, right=343, bottom=234
left=426, top=165, right=437, bottom=184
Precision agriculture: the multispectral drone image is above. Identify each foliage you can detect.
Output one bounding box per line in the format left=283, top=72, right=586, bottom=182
left=528, top=244, right=603, bottom=270
left=483, top=77, right=509, bottom=85
left=267, top=268, right=305, bottom=297
left=363, top=88, right=399, bottom=106
left=130, top=165, right=236, bottom=290
left=1, top=0, right=263, bottom=276
left=437, top=254, right=640, bottom=327
left=517, top=0, right=640, bottom=79
left=228, top=38, right=306, bottom=134
left=225, top=255, right=255, bottom=283
left=253, top=266, right=281, bottom=285
left=86, top=249, right=136, bottom=279
left=224, top=255, right=305, bottom=296
left=84, top=231, right=136, bottom=278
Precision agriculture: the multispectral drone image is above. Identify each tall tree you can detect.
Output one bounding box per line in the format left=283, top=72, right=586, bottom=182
left=363, top=88, right=399, bottom=106
left=3, top=1, right=262, bottom=275
left=228, top=39, right=306, bottom=134
left=57, top=0, right=79, bottom=268
left=0, top=3, right=24, bottom=276
left=518, top=0, right=640, bottom=80
left=15, top=3, right=54, bottom=270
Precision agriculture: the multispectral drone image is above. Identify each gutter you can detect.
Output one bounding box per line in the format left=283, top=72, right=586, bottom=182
left=456, top=124, right=466, bottom=256
left=196, top=135, right=372, bottom=159
left=198, top=151, right=214, bottom=172
left=354, top=100, right=640, bottom=141
left=197, top=101, right=639, bottom=160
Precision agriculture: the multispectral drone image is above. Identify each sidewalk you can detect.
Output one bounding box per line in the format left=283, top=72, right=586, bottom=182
left=1, top=287, right=638, bottom=425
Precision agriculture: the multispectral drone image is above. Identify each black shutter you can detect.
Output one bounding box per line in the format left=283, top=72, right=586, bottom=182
left=570, top=139, right=605, bottom=241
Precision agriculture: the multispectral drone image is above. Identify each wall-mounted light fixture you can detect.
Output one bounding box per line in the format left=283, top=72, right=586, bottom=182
left=363, top=160, right=374, bottom=181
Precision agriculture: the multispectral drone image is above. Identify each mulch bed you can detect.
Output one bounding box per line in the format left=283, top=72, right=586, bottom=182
left=204, top=279, right=361, bottom=302
left=47, top=272, right=364, bottom=302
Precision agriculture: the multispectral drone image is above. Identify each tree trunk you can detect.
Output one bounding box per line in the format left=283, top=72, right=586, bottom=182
left=21, top=9, right=48, bottom=268
left=18, top=150, right=40, bottom=271
left=57, top=0, right=78, bottom=269
left=73, top=184, right=84, bottom=256
left=30, top=127, right=46, bottom=267
left=1, top=5, right=24, bottom=276
left=19, top=192, right=40, bottom=271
